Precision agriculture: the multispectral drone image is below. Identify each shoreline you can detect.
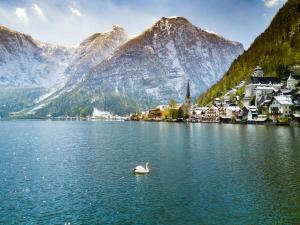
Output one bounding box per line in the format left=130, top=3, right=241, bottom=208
left=129, top=120, right=299, bottom=126
left=1, top=118, right=299, bottom=127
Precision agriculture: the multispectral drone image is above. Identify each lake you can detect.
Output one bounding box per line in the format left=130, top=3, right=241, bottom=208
left=0, top=121, right=300, bottom=224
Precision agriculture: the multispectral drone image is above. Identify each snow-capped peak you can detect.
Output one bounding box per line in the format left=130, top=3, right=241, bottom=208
left=205, top=29, right=218, bottom=35
left=166, top=16, right=180, bottom=19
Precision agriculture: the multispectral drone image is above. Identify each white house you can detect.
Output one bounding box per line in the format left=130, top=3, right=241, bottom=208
left=226, top=105, right=241, bottom=118
left=243, top=106, right=259, bottom=122
left=201, top=106, right=220, bottom=122
left=287, top=74, right=299, bottom=90
left=192, top=107, right=209, bottom=117
left=156, top=105, right=169, bottom=111
left=92, top=108, right=113, bottom=119
left=269, top=95, right=294, bottom=118
left=214, top=98, right=222, bottom=107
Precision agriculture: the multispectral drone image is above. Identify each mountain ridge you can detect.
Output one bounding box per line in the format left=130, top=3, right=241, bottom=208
left=28, top=16, right=243, bottom=116
left=0, top=17, right=244, bottom=117
left=0, top=25, right=73, bottom=88
left=84, top=16, right=243, bottom=102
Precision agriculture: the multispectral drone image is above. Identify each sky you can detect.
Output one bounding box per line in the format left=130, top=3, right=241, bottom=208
left=0, top=0, right=287, bottom=49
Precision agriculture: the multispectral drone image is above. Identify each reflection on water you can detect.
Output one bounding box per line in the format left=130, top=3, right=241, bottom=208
left=0, top=121, right=299, bottom=224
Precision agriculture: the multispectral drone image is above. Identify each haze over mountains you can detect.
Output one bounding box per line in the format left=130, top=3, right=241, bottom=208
left=0, top=17, right=244, bottom=117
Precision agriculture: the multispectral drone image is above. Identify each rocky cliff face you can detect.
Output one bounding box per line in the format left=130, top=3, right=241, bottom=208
left=81, top=17, right=244, bottom=105
left=0, top=26, right=72, bottom=88
left=63, top=25, right=129, bottom=88
left=0, top=25, right=130, bottom=116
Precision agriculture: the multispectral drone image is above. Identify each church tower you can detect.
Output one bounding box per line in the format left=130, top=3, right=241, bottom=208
left=252, top=66, right=264, bottom=77
left=183, top=80, right=192, bottom=118
left=185, top=80, right=191, bottom=106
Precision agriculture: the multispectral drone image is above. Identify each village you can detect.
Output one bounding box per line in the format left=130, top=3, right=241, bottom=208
left=130, top=66, right=300, bottom=126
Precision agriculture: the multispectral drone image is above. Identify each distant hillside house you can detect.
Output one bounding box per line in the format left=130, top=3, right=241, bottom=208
left=287, top=74, right=300, bottom=90
left=214, top=98, right=222, bottom=107
left=252, top=66, right=264, bottom=77
left=243, top=66, right=282, bottom=106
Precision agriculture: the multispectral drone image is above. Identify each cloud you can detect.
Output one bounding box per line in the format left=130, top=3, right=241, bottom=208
left=69, top=6, right=82, bottom=17
left=15, top=8, right=28, bottom=21
left=32, top=4, right=46, bottom=20
left=263, top=0, right=286, bottom=8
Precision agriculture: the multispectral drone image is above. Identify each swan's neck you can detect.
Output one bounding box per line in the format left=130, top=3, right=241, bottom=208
left=145, top=163, right=149, bottom=171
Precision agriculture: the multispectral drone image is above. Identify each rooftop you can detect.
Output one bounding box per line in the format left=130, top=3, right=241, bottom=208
left=288, top=74, right=300, bottom=81
left=254, top=86, right=276, bottom=90
left=274, top=95, right=293, bottom=105
left=251, top=77, right=281, bottom=84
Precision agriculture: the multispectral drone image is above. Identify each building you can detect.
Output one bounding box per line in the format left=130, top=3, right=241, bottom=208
left=91, top=108, right=113, bottom=119
left=287, top=74, right=299, bottom=90
left=148, top=108, right=162, bottom=120
left=182, top=80, right=192, bottom=118
left=214, top=98, right=222, bottom=107
left=269, top=95, right=294, bottom=119
left=156, top=105, right=169, bottom=111
left=226, top=105, right=241, bottom=118
left=252, top=66, right=264, bottom=77
left=201, top=106, right=220, bottom=123
left=243, top=66, right=282, bottom=106
left=254, top=86, right=276, bottom=107
left=242, top=106, right=259, bottom=122
left=191, top=107, right=209, bottom=119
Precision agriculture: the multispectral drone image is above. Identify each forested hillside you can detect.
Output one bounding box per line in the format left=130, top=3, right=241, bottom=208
left=197, top=0, right=300, bottom=106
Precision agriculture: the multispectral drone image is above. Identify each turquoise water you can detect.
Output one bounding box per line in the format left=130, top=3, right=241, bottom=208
left=0, top=121, right=300, bottom=224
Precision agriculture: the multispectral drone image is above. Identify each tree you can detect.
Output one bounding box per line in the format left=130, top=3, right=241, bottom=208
left=168, top=108, right=178, bottom=119
left=276, top=64, right=290, bottom=78
left=295, top=52, right=300, bottom=64
left=177, top=107, right=184, bottom=119
left=169, top=99, right=177, bottom=109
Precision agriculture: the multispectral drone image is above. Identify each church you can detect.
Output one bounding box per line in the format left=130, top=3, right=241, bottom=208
left=243, top=66, right=282, bottom=106
left=182, top=80, right=192, bottom=118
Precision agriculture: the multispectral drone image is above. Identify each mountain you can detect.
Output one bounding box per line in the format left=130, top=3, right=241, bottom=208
left=197, top=0, right=300, bottom=106
left=0, top=26, right=72, bottom=88
left=29, top=17, right=243, bottom=117
left=32, top=25, right=130, bottom=105
left=0, top=25, right=130, bottom=117
left=83, top=17, right=243, bottom=103
left=63, top=25, right=129, bottom=89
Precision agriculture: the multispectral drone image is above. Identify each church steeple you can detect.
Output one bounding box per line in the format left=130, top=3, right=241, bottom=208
left=186, top=80, right=191, bottom=99
left=183, top=80, right=192, bottom=118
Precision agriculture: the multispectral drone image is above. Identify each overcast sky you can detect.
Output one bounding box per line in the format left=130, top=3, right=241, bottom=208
left=0, top=0, right=287, bottom=49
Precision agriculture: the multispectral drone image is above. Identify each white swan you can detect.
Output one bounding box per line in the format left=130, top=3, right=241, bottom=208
left=134, top=162, right=150, bottom=175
